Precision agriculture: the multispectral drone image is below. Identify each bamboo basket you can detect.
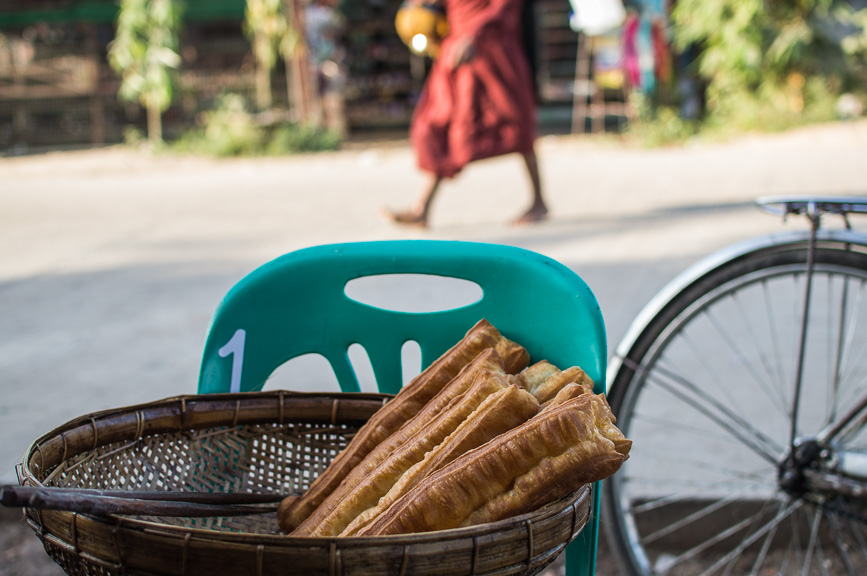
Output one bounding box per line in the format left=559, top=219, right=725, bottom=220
left=16, top=391, right=591, bottom=576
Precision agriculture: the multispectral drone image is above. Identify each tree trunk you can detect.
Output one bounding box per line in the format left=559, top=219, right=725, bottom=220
left=285, top=0, right=312, bottom=124
left=84, top=23, right=105, bottom=146
left=256, top=62, right=272, bottom=111
left=147, top=102, right=162, bottom=144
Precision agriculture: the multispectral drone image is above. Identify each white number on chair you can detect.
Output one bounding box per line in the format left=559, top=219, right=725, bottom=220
left=218, top=329, right=246, bottom=393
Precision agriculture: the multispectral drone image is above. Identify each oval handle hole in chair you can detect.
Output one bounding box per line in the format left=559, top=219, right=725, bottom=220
left=344, top=274, right=483, bottom=313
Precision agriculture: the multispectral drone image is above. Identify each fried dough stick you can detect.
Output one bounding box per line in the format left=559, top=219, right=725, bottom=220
left=297, top=371, right=533, bottom=537
left=361, top=393, right=631, bottom=535
left=277, top=319, right=529, bottom=532
left=341, top=383, right=539, bottom=536
left=513, top=360, right=595, bottom=404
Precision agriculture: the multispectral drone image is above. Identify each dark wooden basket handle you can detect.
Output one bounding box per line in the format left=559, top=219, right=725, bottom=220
left=1, top=485, right=284, bottom=517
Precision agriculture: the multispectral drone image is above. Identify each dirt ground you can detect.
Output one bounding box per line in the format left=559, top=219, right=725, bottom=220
left=2, top=120, right=867, bottom=575
left=1, top=508, right=66, bottom=576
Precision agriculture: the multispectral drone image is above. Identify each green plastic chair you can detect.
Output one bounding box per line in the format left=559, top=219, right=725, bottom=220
left=197, top=240, right=606, bottom=576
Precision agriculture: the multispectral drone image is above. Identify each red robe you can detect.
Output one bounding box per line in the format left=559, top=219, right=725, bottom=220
left=410, top=0, right=536, bottom=178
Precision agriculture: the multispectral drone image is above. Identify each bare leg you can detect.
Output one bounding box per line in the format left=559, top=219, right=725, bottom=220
left=382, top=173, right=442, bottom=228
left=512, top=148, right=549, bottom=226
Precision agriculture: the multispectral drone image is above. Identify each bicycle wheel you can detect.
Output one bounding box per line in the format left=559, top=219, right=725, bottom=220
left=604, top=236, right=867, bottom=576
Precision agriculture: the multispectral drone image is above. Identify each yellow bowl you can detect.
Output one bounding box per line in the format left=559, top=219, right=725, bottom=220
left=395, top=3, right=449, bottom=58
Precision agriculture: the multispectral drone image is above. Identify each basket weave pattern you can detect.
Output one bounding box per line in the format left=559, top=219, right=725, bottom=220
left=18, top=392, right=590, bottom=576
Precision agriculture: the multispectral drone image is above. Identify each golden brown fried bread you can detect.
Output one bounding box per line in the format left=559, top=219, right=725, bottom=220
left=511, top=361, right=560, bottom=390
left=492, top=333, right=532, bottom=375
left=342, top=348, right=506, bottom=479
left=296, top=369, right=518, bottom=537
left=362, top=393, right=631, bottom=535
left=276, top=319, right=529, bottom=532
left=342, top=384, right=539, bottom=536
left=540, top=381, right=595, bottom=412
left=515, top=361, right=594, bottom=404
left=291, top=352, right=508, bottom=535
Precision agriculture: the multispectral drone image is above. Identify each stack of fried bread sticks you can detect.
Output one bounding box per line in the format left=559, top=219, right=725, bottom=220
left=277, top=319, right=631, bottom=536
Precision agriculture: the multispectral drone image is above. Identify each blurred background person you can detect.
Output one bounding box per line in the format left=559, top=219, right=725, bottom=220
left=305, top=0, right=347, bottom=136
left=383, top=0, right=548, bottom=228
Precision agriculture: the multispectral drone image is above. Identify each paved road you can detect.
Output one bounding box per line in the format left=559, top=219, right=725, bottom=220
left=1, top=120, right=866, bottom=574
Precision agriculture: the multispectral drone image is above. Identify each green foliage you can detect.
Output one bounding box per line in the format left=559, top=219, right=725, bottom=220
left=108, top=0, right=185, bottom=142
left=173, top=94, right=264, bottom=156
left=171, top=94, right=341, bottom=157
left=627, top=93, right=701, bottom=147
left=244, top=0, right=302, bottom=109
left=122, top=125, right=147, bottom=147
left=268, top=123, right=342, bottom=153
left=629, top=78, right=842, bottom=146
left=671, top=0, right=867, bottom=129
left=244, top=0, right=287, bottom=72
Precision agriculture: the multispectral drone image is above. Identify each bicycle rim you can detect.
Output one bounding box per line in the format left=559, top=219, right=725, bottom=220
left=605, top=242, right=867, bottom=576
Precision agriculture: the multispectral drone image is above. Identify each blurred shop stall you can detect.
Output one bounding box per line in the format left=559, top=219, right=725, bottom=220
left=567, top=0, right=685, bottom=134
left=0, top=0, right=254, bottom=152
left=0, top=0, right=658, bottom=152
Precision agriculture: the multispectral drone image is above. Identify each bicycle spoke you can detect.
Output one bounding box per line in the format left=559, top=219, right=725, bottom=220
left=827, top=508, right=859, bottom=576
left=652, top=505, right=772, bottom=574
left=746, top=503, right=783, bottom=576
left=699, top=499, right=802, bottom=576
left=778, top=512, right=798, bottom=576
left=832, top=375, right=867, bottom=443
left=837, top=402, right=867, bottom=446
left=623, top=474, right=775, bottom=496
left=762, top=278, right=791, bottom=411
left=631, top=489, right=743, bottom=516
left=630, top=410, right=751, bottom=444
left=839, top=356, right=867, bottom=411
left=821, top=277, right=867, bottom=445
left=679, top=328, right=748, bottom=420
left=625, top=357, right=783, bottom=463
left=818, top=391, right=867, bottom=445
left=837, top=325, right=867, bottom=410
left=847, top=514, right=867, bottom=561
left=628, top=409, right=783, bottom=476
left=624, top=463, right=772, bottom=489
left=624, top=454, right=776, bottom=498
left=829, top=275, right=866, bottom=429
left=663, top=462, right=770, bottom=489
left=829, top=275, right=848, bottom=424
left=725, top=290, right=791, bottom=417
left=801, top=503, right=823, bottom=576
left=814, top=536, right=832, bottom=576
left=642, top=493, right=751, bottom=545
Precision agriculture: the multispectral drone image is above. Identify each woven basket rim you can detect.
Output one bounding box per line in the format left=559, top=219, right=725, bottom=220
left=20, top=390, right=393, bottom=478
left=18, top=390, right=590, bottom=544
left=22, top=390, right=394, bottom=457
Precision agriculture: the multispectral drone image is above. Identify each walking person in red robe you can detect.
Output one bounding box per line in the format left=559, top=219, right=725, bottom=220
left=383, top=0, right=549, bottom=228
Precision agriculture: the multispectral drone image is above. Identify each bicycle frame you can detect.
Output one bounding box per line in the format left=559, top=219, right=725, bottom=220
left=762, top=196, right=867, bottom=486
left=608, top=196, right=867, bottom=487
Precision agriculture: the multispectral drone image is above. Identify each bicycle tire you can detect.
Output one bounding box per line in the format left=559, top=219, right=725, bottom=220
left=604, top=236, right=867, bottom=576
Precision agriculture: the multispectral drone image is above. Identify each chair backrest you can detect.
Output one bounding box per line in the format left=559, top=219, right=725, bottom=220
left=197, top=240, right=605, bottom=576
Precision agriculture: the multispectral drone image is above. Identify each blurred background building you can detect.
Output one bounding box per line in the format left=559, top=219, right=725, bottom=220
left=2, top=0, right=865, bottom=154
left=0, top=0, right=607, bottom=153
